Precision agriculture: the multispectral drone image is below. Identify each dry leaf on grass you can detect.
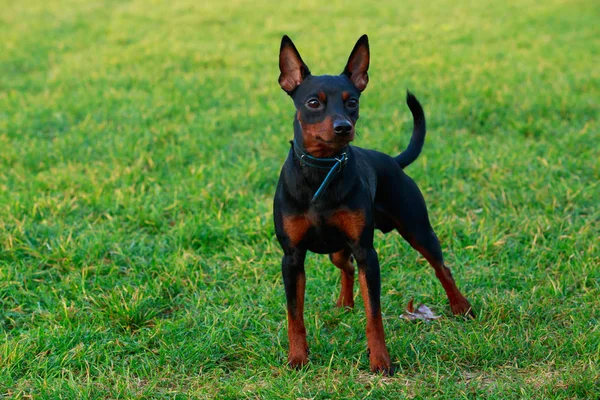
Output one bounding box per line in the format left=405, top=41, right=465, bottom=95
left=400, top=298, right=441, bottom=322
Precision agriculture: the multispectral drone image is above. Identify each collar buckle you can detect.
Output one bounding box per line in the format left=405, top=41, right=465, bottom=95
left=336, top=153, right=348, bottom=170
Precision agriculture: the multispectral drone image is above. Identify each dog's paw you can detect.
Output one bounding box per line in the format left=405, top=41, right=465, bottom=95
left=335, top=297, right=354, bottom=309
left=451, top=299, right=475, bottom=318
left=288, top=351, right=309, bottom=369
left=369, top=351, right=393, bottom=376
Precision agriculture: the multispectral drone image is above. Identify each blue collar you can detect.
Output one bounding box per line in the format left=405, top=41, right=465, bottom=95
left=291, top=140, right=349, bottom=203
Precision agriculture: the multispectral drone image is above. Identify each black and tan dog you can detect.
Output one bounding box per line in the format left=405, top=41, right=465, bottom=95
left=273, top=34, right=473, bottom=374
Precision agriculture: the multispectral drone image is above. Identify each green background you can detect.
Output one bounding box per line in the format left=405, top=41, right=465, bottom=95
left=1, top=0, right=598, bottom=398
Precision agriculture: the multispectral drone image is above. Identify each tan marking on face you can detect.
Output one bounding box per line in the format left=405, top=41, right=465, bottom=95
left=342, top=91, right=351, bottom=101
left=317, top=91, right=327, bottom=102
left=282, top=215, right=312, bottom=247
left=298, top=115, right=340, bottom=157
left=328, top=209, right=366, bottom=242
left=297, top=105, right=353, bottom=157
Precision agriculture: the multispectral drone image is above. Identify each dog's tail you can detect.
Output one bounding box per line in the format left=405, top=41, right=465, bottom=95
left=395, top=91, right=426, bottom=169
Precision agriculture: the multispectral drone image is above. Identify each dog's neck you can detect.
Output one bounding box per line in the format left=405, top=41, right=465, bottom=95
left=288, top=136, right=349, bottom=204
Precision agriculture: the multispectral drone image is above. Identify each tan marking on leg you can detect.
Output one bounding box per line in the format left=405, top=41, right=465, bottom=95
left=287, top=272, right=308, bottom=367
left=330, top=251, right=355, bottom=308
left=415, top=244, right=473, bottom=316
left=358, top=269, right=391, bottom=373
left=393, top=219, right=473, bottom=316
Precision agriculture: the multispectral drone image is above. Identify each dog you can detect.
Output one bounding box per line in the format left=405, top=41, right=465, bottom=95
left=273, top=34, right=473, bottom=375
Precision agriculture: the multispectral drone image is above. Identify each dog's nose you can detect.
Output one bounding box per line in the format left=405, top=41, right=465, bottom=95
left=333, top=121, right=352, bottom=136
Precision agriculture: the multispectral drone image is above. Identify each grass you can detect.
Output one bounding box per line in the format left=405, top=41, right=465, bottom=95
left=0, top=0, right=598, bottom=398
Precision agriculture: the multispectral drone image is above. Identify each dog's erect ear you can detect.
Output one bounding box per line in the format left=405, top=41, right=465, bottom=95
left=279, top=35, right=311, bottom=94
left=342, top=34, right=370, bottom=92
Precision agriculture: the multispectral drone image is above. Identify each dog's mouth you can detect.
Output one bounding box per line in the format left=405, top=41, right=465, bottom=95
left=302, top=135, right=353, bottom=158
left=316, top=134, right=354, bottom=145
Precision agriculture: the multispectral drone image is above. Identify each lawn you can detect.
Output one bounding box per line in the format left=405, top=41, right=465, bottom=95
left=0, top=0, right=598, bottom=398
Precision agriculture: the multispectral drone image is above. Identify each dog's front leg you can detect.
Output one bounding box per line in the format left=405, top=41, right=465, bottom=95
left=353, top=246, right=393, bottom=375
left=282, top=247, right=308, bottom=368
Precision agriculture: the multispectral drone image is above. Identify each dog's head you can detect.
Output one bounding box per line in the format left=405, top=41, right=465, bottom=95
left=278, top=35, right=370, bottom=157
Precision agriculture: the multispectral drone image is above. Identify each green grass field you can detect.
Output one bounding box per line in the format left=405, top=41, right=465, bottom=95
left=1, top=0, right=599, bottom=398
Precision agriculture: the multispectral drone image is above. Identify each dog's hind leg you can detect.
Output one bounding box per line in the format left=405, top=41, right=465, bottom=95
left=329, top=250, right=355, bottom=309
left=388, top=174, right=474, bottom=317
left=401, top=226, right=474, bottom=317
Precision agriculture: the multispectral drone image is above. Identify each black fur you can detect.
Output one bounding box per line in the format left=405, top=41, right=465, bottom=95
left=273, top=35, right=473, bottom=375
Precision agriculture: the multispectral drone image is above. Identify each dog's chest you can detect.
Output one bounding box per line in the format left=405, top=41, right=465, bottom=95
left=287, top=208, right=366, bottom=254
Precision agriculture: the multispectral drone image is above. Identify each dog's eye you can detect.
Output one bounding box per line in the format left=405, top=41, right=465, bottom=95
left=346, top=98, right=359, bottom=109
left=306, top=98, right=321, bottom=109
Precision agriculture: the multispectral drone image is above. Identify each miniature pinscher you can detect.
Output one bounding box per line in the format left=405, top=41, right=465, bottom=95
left=273, top=34, right=473, bottom=375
